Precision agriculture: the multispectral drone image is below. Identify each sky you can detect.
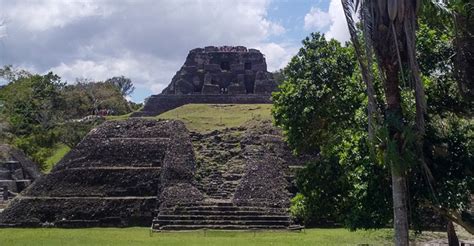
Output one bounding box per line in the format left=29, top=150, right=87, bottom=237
left=0, top=0, right=349, bottom=102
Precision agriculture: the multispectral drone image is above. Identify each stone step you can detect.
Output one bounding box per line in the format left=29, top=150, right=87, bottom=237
left=159, top=210, right=286, bottom=216
left=155, top=215, right=289, bottom=221
left=63, top=167, right=162, bottom=171
left=160, top=205, right=287, bottom=212
left=158, top=224, right=289, bottom=230
left=163, top=205, right=288, bottom=213
left=155, top=219, right=290, bottom=226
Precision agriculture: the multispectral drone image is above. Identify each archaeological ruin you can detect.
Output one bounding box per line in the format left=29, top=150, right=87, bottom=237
left=0, top=47, right=312, bottom=230
left=0, top=119, right=309, bottom=230
left=132, top=46, right=278, bottom=116
left=0, top=145, right=41, bottom=210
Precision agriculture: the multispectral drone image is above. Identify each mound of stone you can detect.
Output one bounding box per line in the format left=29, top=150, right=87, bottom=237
left=0, top=145, right=41, bottom=201
left=0, top=144, right=41, bottom=181
left=0, top=119, right=202, bottom=227
left=1, top=118, right=312, bottom=230
left=132, top=46, right=278, bottom=117
left=153, top=120, right=313, bottom=230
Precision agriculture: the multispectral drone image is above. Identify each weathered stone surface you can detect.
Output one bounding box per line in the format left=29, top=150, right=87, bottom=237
left=132, top=46, right=277, bottom=117
left=0, top=145, right=41, bottom=180
left=0, top=119, right=202, bottom=227
left=153, top=120, right=313, bottom=230
left=162, top=46, right=276, bottom=95
left=0, top=119, right=313, bottom=230
left=0, top=145, right=41, bottom=199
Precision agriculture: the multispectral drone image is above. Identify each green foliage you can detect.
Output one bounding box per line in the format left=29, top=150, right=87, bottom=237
left=0, top=72, right=65, bottom=167
left=57, top=119, right=105, bottom=149
left=129, top=101, right=143, bottom=111
left=0, top=72, right=65, bottom=134
left=272, top=33, right=361, bottom=153
left=0, top=68, right=132, bottom=170
left=277, top=26, right=473, bottom=231
left=63, top=81, right=131, bottom=119
left=293, top=157, right=350, bottom=226
left=105, top=76, right=135, bottom=97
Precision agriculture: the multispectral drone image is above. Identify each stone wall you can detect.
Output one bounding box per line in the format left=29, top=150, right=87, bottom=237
left=132, top=46, right=277, bottom=117
left=0, top=119, right=202, bottom=227
left=131, top=94, right=271, bottom=117
left=0, top=145, right=41, bottom=199
left=162, top=46, right=277, bottom=95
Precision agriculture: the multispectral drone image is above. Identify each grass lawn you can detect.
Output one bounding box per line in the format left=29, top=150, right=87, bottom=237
left=157, top=104, right=273, bottom=132
left=107, top=104, right=273, bottom=133
left=43, top=144, right=71, bottom=172
left=0, top=227, right=396, bottom=246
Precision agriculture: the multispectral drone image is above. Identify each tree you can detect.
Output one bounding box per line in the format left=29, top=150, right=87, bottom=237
left=272, top=33, right=360, bottom=153
left=273, top=33, right=394, bottom=230
left=0, top=65, right=32, bottom=83
left=105, top=76, right=135, bottom=97
left=341, top=1, right=429, bottom=244
left=273, top=7, right=472, bottom=243
left=0, top=72, right=65, bottom=166
left=63, top=79, right=131, bottom=119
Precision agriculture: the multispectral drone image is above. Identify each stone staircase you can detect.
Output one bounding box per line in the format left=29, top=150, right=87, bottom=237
left=152, top=200, right=291, bottom=231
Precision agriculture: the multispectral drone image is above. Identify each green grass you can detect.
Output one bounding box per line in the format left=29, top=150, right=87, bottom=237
left=0, top=228, right=395, bottom=246
left=157, top=104, right=273, bottom=132
left=106, top=104, right=273, bottom=133
left=44, top=144, right=70, bottom=172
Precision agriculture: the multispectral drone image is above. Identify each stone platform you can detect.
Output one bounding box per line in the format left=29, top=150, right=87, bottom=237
left=132, top=46, right=277, bottom=117
left=131, top=94, right=271, bottom=117
left=0, top=119, right=311, bottom=230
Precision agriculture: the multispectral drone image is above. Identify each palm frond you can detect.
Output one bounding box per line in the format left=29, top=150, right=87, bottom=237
left=341, top=0, right=380, bottom=140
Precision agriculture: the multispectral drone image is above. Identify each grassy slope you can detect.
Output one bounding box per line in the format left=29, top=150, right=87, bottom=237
left=107, top=104, right=273, bottom=132
left=0, top=228, right=395, bottom=246
left=157, top=104, right=273, bottom=132
left=43, top=144, right=70, bottom=172
left=42, top=104, right=272, bottom=171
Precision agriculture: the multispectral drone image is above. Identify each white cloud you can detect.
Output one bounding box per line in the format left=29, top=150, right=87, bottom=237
left=4, top=0, right=113, bottom=31
left=304, top=7, right=332, bottom=30
left=0, top=0, right=296, bottom=101
left=303, top=1, right=350, bottom=43
left=50, top=53, right=180, bottom=94
left=256, top=42, right=298, bottom=72
left=0, top=19, right=6, bottom=38
left=325, top=0, right=351, bottom=43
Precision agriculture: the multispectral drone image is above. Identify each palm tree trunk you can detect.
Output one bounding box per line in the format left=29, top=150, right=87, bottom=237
left=391, top=169, right=410, bottom=246
left=385, top=64, right=410, bottom=246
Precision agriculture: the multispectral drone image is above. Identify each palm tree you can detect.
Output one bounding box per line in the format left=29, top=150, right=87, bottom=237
left=341, top=0, right=427, bottom=245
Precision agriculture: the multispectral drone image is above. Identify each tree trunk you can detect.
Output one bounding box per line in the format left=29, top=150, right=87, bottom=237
left=385, top=64, right=410, bottom=246
left=391, top=168, right=410, bottom=246
left=447, top=221, right=460, bottom=246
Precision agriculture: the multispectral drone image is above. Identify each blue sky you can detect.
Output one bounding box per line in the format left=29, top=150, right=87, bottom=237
left=0, top=0, right=349, bottom=102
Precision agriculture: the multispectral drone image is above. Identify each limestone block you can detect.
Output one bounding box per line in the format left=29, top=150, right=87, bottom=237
left=204, top=46, right=219, bottom=52
left=203, top=64, right=221, bottom=72
left=230, top=63, right=244, bottom=72
left=202, top=84, right=220, bottom=94
left=175, top=79, right=194, bottom=94
left=228, top=83, right=246, bottom=94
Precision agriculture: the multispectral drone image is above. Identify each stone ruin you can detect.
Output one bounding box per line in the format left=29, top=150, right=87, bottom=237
left=132, top=46, right=278, bottom=117
left=0, top=145, right=41, bottom=209
left=162, top=46, right=277, bottom=95
left=0, top=119, right=310, bottom=230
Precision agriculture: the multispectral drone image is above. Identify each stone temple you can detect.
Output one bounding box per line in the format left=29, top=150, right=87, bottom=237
left=132, top=46, right=278, bottom=116
left=0, top=47, right=311, bottom=230
left=0, top=119, right=310, bottom=229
